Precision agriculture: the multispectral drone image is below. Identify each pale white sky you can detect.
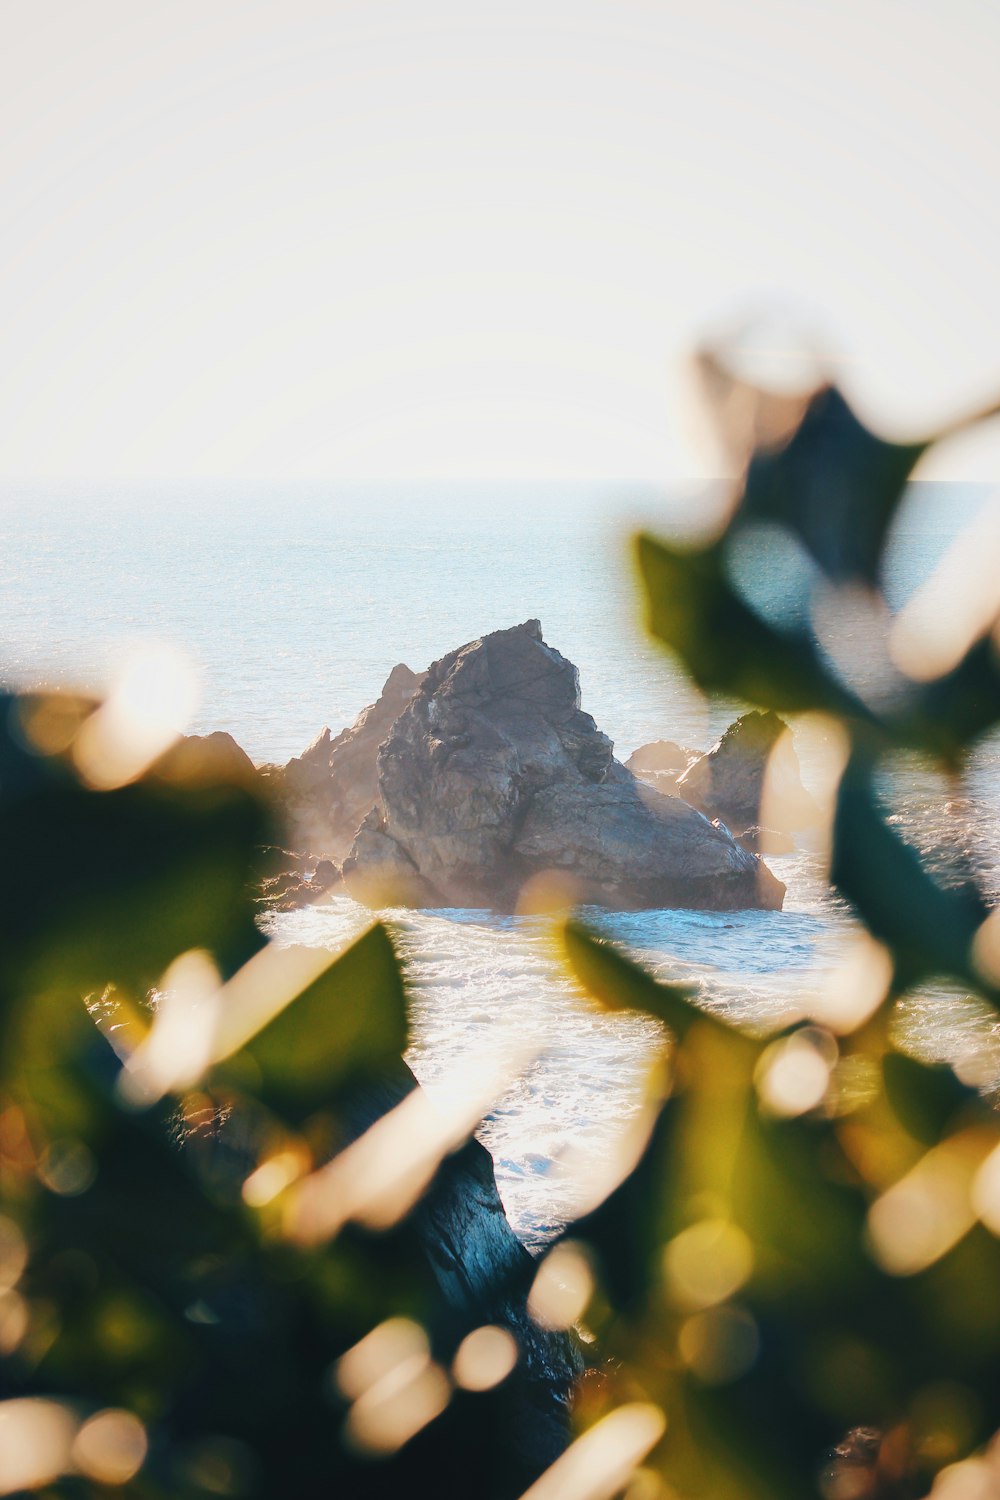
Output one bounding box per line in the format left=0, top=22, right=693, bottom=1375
left=3, top=0, right=1000, bottom=481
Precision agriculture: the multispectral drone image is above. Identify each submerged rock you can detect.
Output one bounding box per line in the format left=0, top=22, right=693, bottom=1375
left=257, top=856, right=343, bottom=912
left=344, top=621, right=784, bottom=912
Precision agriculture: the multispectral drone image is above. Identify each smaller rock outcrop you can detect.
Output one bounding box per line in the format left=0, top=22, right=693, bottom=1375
left=676, top=710, right=818, bottom=835
left=159, top=730, right=259, bottom=787
left=257, top=856, right=342, bottom=912
left=624, top=739, right=701, bottom=798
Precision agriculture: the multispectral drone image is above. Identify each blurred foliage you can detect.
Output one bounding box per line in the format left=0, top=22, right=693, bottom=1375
left=0, top=701, right=557, bottom=1499
left=4, top=363, right=1000, bottom=1499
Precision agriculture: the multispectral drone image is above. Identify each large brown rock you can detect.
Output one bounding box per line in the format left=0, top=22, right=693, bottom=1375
left=344, top=621, right=784, bottom=912
left=676, top=710, right=819, bottom=834
left=273, top=662, right=425, bottom=859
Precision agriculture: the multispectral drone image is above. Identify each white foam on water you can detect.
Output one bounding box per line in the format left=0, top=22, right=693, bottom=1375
left=265, top=826, right=1000, bottom=1253
left=263, top=861, right=856, bottom=1251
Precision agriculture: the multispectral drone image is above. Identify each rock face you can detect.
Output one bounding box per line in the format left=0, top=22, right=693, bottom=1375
left=257, top=857, right=342, bottom=912
left=345, top=1065, right=583, bottom=1490
left=676, top=710, right=818, bottom=834
left=274, top=663, right=425, bottom=860
left=344, top=621, right=784, bottom=912
left=417, top=1134, right=582, bottom=1484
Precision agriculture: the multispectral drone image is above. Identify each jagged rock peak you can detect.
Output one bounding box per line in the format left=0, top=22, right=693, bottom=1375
left=418, top=620, right=585, bottom=720
left=345, top=622, right=784, bottom=914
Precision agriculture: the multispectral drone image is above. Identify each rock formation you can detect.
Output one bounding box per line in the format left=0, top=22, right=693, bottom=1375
left=270, top=663, right=425, bottom=861
left=624, top=738, right=701, bottom=798
left=343, top=621, right=784, bottom=912
left=676, top=709, right=819, bottom=835
left=257, top=857, right=341, bottom=912
left=345, top=1065, right=583, bottom=1488
left=160, top=730, right=259, bottom=786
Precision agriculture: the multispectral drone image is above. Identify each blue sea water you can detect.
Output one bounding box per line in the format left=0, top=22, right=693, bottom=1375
left=1, top=479, right=698, bottom=764
left=4, top=477, right=999, bottom=1246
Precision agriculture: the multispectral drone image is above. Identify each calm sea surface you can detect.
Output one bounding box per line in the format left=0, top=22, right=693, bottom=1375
left=4, top=479, right=999, bottom=1248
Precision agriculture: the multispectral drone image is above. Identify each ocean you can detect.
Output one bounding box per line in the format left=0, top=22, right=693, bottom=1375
left=4, top=477, right=1000, bottom=1249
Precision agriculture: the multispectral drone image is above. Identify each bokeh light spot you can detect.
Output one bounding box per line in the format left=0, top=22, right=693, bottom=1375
left=71, top=1409, right=147, bottom=1485
left=452, top=1325, right=519, bottom=1392
left=678, top=1305, right=760, bottom=1385
left=664, top=1218, right=754, bottom=1309
left=528, top=1242, right=595, bottom=1332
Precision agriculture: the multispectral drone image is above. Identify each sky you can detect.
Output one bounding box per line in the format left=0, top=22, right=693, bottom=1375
left=3, top=0, right=1000, bottom=482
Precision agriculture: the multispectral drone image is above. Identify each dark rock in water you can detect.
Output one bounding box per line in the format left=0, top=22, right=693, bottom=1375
left=341, top=1065, right=583, bottom=1489
left=514, top=779, right=783, bottom=909
left=271, top=663, right=425, bottom=861
left=419, top=1135, right=582, bottom=1482
left=677, top=710, right=819, bottom=836
left=177, top=1055, right=579, bottom=1496
left=344, top=621, right=784, bottom=912
left=312, top=858, right=339, bottom=888
left=257, top=856, right=343, bottom=911
left=345, top=804, right=436, bottom=906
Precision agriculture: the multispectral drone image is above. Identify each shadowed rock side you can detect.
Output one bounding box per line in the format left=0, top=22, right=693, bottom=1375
left=161, top=730, right=260, bottom=786
left=676, top=709, right=819, bottom=834
left=272, top=663, right=426, bottom=861
left=181, top=1057, right=580, bottom=1496
left=342, top=1065, right=584, bottom=1490
left=344, top=621, right=784, bottom=912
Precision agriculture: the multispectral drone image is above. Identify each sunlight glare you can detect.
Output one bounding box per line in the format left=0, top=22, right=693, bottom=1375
left=71, top=1410, right=148, bottom=1486
left=867, top=1131, right=993, bottom=1275
left=337, top=1322, right=450, bottom=1457
left=72, top=642, right=198, bottom=790
left=452, top=1326, right=519, bottom=1392
left=517, top=1403, right=666, bottom=1500
left=664, top=1218, right=754, bottom=1310
left=528, top=1243, right=595, bottom=1332
left=288, top=1040, right=529, bottom=1242
left=756, top=1029, right=836, bottom=1117
left=890, top=494, right=1000, bottom=682
left=0, top=1399, right=77, bottom=1495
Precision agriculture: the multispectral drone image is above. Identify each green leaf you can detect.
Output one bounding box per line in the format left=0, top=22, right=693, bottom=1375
left=831, top=752, right=989, bottom=993
left=565, top=1102, right=676, bottom=1313
left=223, top=923, right=409, bottom=1119
left=636, top=533, right=866, bottom=718
left=0, top=693, right=273, bottom=998
left=736, top=385, right=926, bottom=587
left=906, top=634, right=1000, bottom=764
left=562, top=918, right=722, bottom=1041
left=882, top=1052, right=976, bottom=1146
